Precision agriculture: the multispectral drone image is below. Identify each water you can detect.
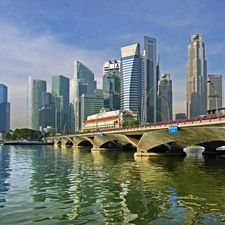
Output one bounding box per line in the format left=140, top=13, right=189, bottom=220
left=1, top=145, right=225, bottom=224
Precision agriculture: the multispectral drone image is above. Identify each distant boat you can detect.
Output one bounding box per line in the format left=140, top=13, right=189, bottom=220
left=3, top=140, right=53, bottom=145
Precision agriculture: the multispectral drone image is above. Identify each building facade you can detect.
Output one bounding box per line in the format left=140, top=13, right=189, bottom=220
left=141, top=36, right=158, bottom=124
left=74, top=60, right=97, bottom=131
left=120, top=43, right=141, bottom=121
left=52, top=75, right=70, bottom=131
left=186, top=34, right=207, bottom=118
left=39, top=92, right=55, bottom=131
left=80, top=94, right=104, bottom=130
left=27, top=76, right=46, bottom=130
left=157, top=74, right=173, bottom=121
left=0, top=84, right=10, bottom=133
left=82, top=109, right=137, bottom=132
left=103, top=60, right=121, bottom=110
left=206, top=74, right=222, bottom=113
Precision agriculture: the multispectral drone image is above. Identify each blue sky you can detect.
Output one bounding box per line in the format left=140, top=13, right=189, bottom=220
left=1, top=0, right=225, bottom=129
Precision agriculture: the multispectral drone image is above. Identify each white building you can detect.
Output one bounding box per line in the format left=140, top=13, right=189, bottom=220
left=82, top=108, right=137, bottom=132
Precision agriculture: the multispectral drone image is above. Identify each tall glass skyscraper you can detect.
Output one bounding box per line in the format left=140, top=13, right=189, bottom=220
left=206, top=74, right=222, bottom=112
left=186, top=34, right=207, bottom=118
left=27, top=76, right=46, bottom=130
left=120, top=43, right=141, bottom=118
left=103, top=60, right=120, bottom=110
left=157, top=74, right=173, bottom=121
left=0, top=84, right=10, bottom=133
left=141, top=36, right=158, bottom=123
left=52, top=75, right=70, bottom=131
left=74, top=60, right=96, bottom=131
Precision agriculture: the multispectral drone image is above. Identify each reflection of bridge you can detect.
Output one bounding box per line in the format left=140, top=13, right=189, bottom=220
left=48, top=116, right=225, bottom=156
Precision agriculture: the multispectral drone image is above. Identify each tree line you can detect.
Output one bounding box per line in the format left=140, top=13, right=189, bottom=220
left=2, top=128, right=45, bottom=141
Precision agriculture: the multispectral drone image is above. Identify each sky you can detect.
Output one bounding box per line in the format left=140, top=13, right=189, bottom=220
left=1, top=0, right=225, bottom=129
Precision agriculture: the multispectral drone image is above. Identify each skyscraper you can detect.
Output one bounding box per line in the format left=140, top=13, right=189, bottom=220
left=27, top=76, right=46, bottom=130
left=206, top=74, right=222, bottom=113
left=80, top=94, right=104, bottom=130
left=141, top=36, right=158, bottom=123
left=103, top=60, right=120, bottom=110
left=52, top=75, right=70, bottom=131
left=74, top=60, right=97, bottom=131
left=186, top=34, right=207, bottom=118
left=0, top=84, right=10, bottom=133
left=39, top=92, right=56, bottom=131
left=157, top=74, right=172, bottom=121
left=120, top=43, right=141, bottom=118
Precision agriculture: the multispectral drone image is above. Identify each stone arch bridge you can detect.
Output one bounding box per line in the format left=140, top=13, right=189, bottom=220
left=48, top=117, right=225, bottom=156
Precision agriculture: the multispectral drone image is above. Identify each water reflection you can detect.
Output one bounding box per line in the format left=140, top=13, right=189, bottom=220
left=1, top=145, right=225, bottom=224
left=0, top=146, right=11, bottom=209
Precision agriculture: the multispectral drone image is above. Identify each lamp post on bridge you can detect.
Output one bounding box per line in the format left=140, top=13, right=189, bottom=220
left=206, top=80, right=218, bottom=118
left=63, top=120, right=70, bottom=134
left=141, top=84, right=158, bottom=126
left=158, top=95, right=170, bottom=122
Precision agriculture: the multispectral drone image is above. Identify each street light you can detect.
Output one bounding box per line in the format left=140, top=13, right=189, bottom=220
left=158, top=95, right=170, bottom=121
left=156, top=110, right=166, bottom=122
left=206, top=80, right=218, bottom=118
left=141, top=84, right=158, bottom=125
left=63, top=120, right=70, bottom=134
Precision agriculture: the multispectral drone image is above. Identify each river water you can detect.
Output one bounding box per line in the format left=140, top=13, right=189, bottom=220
left=1, top=145, right=225, bottom=224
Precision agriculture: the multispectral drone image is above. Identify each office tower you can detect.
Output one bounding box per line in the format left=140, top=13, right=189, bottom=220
left=52, top=75, right=70, bottom=131
left=103, top=60, right=120, bottom=110
left=0, top=84, right=7, bottom=102
left=120, top=43, right=141, bottom=119
left=186, top=34, right=207, bottom=118
left=206, top=74, right=222, bottom=113
left=27, top=76, right=46, bottom=130
left=0, top=84, right=10, bottom=133
left=141, top=36, right=158, bottom=124
left=69, top=103, right=74, bottom=132
left=74, top=60, right=97, bottom=131
left=80, top=94, right=104, bottom=130
left=157, top=74, right=173, bottom=121
left=39, top=92, right=55, bottom=131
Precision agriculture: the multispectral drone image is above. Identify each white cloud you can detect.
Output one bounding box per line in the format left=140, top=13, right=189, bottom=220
left=0, top=22, right=108, bottom=129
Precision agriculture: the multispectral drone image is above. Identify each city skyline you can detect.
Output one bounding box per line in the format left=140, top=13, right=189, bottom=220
left=1, top=0, right=225, bottom=129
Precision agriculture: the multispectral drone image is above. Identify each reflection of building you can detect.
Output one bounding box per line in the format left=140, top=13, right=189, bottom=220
left=207, top=74, right=222, bottom=111
left=186, top=34, right=207, bottom=118
left=120, top=43, right=141, bottom=119
left=82, top=109, right=137, bottom=132
left=0, top=84, right=10, bottom=132
left=74, top=60, right=97, bottom=131
left=103, top=60, right=120, bottom=110
left=27, top=76, right=46, bottom=130
left=157, top=74, right=172, bottom=121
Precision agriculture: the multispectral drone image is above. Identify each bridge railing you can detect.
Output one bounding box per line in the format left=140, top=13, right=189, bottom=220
left=49, top=114, right=225, bottom=138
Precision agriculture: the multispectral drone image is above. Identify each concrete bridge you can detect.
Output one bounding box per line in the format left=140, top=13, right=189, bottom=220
left=48, top=116, right=225, bottom=157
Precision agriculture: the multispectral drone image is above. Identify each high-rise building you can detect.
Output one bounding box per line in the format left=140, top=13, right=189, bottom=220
left=206, top=74, right=222, bottom=113
left=27, top=76, right=46, bottom=130
left=39, top=92, right=55, bottom=131
left=141, top=36, right=158, bottom=124
left=52, top=75, right=70, bottom=131
left=186, top=34, right=207, bottom=118
left=103, top=60, right=120, bottom=110
left=157, top=74, right=172, bottom=121
left=0, top=84, right=10, bottom=133
left=120, top=43, right=141, bottom=119
left=74, top=60, right=97, bottom=131
left=80, top=94, right=104, bottom=130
